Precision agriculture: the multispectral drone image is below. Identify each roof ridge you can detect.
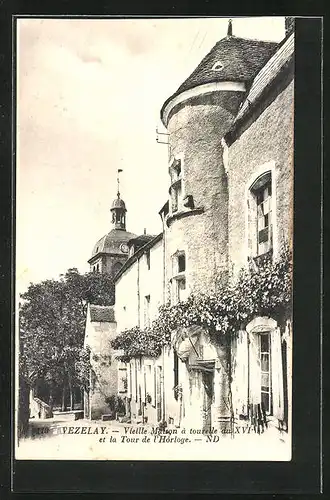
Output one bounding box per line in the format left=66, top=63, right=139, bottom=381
left=90, top=304, right=113, bottom=308
left=216, top=34, right=278, bottom=45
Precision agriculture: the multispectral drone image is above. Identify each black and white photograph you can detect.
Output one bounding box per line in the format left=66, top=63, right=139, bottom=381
left=16, top=16, right=294, bottom=461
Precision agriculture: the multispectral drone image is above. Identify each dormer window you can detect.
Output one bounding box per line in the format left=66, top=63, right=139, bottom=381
left=212, top=61, right=224, bottom=71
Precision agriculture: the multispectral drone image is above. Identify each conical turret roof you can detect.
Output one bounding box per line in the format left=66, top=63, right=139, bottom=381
left=161, top=33, right=278, bottom=122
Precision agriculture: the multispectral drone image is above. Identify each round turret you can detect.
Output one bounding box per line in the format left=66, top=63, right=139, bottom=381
left=161, top=25, right=278, bottom=299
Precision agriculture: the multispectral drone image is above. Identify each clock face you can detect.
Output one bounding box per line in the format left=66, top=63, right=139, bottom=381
left=120, top=243, right=129, bottom=253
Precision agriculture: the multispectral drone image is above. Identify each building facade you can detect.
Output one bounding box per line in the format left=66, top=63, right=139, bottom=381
left=84, top=20, right=294, bottom=440
left=84, top=304, right=118, bottom=420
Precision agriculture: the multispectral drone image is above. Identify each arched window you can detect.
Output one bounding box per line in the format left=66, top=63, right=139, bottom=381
left=246, top=317, right=284, bottom=421
left=113, top=262, right=123, bottom=275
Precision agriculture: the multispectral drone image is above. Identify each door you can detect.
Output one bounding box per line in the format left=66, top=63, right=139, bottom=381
left=202, top=371, right=214, bottom=432
left=156, top=366, right=163, bottom=422
left=84, top=389, right=90, bottom=419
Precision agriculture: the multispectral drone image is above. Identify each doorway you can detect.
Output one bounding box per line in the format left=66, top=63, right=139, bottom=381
left=156, top=366, right=163, bottom=422
left=202, top=370, right=214, bottom=432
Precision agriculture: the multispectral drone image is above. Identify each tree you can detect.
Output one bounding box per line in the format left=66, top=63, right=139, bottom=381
left=19, top=268, right=115, bottom=415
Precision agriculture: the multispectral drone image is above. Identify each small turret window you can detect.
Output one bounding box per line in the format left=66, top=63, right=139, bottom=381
left=212, top=61, right=224, bottom=71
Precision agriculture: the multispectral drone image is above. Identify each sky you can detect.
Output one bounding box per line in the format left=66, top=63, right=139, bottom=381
left=16, top=16, right=285, bottom=293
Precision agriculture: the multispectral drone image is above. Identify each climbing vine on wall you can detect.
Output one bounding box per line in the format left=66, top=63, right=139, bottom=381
left=111, top=326, right=166, bottom=360
left=74, top=346, right=91, bottom=391
left=111, top=246, right=292, bottom=359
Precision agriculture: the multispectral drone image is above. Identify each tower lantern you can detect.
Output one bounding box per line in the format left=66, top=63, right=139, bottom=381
left=110, top=169, right=127, bottom=230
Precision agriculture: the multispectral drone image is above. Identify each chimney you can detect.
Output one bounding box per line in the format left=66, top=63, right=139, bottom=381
left=144, top=228, right=147, bottom=235
left=285, top=17, right=295, bottom=37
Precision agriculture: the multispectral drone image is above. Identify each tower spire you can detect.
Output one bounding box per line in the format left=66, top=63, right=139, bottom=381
left=117, top=168, right=123, bottom=198
left=227, top=18, right=233, bottom=37
left=110, top=169, right=127, bottom=230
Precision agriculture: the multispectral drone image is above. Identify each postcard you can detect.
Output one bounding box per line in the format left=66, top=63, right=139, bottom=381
left=15, top=16, right=294, bottom=461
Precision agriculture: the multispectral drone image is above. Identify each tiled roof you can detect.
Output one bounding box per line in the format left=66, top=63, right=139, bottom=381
left=90, top=229, right=137, bottom=258
left=161, top=35, right=278, bottom=119
left=115, top=233, right=163, bottom=282
left=228, top=33, right=294, bottom=133
left=89, top=305, right=115, bottom=323
left=128, top=234, right=156, bottom=246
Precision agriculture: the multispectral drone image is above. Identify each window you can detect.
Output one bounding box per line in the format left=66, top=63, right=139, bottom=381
left=246, top=317, right=284, bottom=422
left=134, top=360, right=138, bottom=402
left=171, top=251, right=187, bottom=303
left=173, top=351, right=179, bottom=400
left=259, top=333, right=272, bottom=414
left=176, top=277, right=186, bottom=302
left=178, top=253, right=186, bottom=273
left=96, top=263, right=100, bottom=272
left=145, top=364, right=153, bottom=404
left=171, top=180, right=182, bottom=213
left=118, top=363, right=127, bottom=394
left=212, top=61, right=224, bottom=71
left=249, top=171, right=273, bottom=258
left=170, top=158, right=183, bottom=213
left=113, top=261, right=123, bottom=275
left=144, top=295, right=150, bottom=328
left=172, top=250, right=186, bottom=276
left=146, top=250, right=150, bottom=270
left=173, top=161, right=181, bottom=180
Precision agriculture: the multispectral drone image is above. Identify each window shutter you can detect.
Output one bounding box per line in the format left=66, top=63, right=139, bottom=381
left=118, top=365, right=127, bottom=394
left=249, top=332, right=261, bottom=405
left=270, top=327, right=284, bottom=421
left=128, top=362, right=132, bottom=399
left=143, top=364, right=147, bottom=402
left=232, top=330, right=249, bottom=416
left=153, top=365, right=156, bottom=405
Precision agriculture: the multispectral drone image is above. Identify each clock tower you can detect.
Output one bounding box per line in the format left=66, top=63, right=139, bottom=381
left=88, top=171, right=137, bottom=277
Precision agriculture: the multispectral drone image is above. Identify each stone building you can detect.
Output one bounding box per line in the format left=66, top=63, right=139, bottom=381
left=114, top=233, right=165, bottom=425
left=84, top=19, right=294, bottom=440
left=153, top=21, right=293, bottom=433
left=84, top=304, right=117, bottom=419
left=84, top=185, right=135, bottom=418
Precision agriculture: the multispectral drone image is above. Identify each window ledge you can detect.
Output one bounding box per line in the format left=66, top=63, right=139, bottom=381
left=166, top=207, right=204, bottom=227
left=252, top=249, right=273, bottom=267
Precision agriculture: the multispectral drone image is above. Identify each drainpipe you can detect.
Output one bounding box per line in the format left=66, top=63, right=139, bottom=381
left=162, top=347, right=166, bottom=423
left=159, top=210, right=167, bottom=423
left=89, top=367, right=92, bottom=420
left=137, top=257, right=140, bottom=328
left=247, top=332, right=250, bottom=418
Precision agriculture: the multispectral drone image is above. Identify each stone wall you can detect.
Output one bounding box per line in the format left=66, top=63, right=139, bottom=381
left=227, top=78, right=294, bottom=274
left=115, top=238, right=163, bottom=332
left=85, top=317, right=118, bottom=420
